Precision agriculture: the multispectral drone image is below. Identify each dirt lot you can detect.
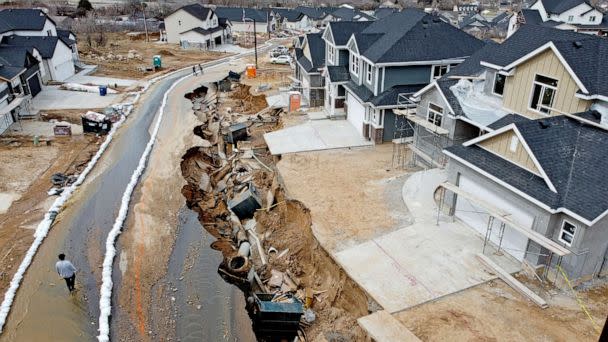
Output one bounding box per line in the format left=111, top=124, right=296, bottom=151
left=396, top=279, right=608, bottom=341
left=0, top=133, right=101, bottom=293
left=277, top=145, right=415, bottom=251
left=78, top=32, right=231, bottom=79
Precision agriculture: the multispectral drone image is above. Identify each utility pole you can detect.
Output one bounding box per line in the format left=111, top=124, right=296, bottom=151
left=141, top=1, right=149, bottom=42
left=253, top=19, right=258, bottom=69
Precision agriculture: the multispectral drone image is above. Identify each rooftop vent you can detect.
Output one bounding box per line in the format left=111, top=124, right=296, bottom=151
left=432, top=17, right=442, bottom=23
left=538, top=120, right=550, bottom=129
left=573, top=41, right=583, bottom=48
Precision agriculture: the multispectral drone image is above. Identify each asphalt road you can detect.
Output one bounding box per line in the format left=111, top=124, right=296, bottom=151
left=0, top=45, right=272, bottom=341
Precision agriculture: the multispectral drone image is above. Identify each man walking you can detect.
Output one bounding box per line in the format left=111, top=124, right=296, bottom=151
left=192, top=65, right=197, bottom=76
left=199, top=64, right=204, bottom=76
left=55, top=253, right=77, bottom=293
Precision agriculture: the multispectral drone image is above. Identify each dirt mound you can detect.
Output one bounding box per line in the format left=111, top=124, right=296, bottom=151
left=230, top=84, right=267, bottom=114
left=158, top=49, right=175, bottom=57
left=256, top=199, right=370, bottom=341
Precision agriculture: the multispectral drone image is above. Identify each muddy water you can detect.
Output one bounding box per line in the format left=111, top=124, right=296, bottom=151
left=155, top=207, right=256, bottom=341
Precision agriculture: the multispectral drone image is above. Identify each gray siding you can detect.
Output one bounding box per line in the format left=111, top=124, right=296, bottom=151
left=445, top=157, right=608, bottom=282
left=338, top=49, right=349, bottom=66
left=383, top=109, right=412, bottom=142
left=383, top=65, right=431, bottom=90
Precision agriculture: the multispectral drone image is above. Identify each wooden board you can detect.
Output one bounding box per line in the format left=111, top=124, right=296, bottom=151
left=358, top=310, right=421, bottom=342
left=477, top=253, right=548, bottom=308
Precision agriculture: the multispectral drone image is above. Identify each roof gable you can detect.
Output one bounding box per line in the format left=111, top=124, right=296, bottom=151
left=1, top=35, right=63, bottom=58
left=465, top=124, right=557, bottom=192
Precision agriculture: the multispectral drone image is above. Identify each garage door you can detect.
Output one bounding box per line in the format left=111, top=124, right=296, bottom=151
left=455, top=175, right=532, bottom=261
left=346, top=91, right=365, bottom=135
left=27, top=74, right=42, bottom=98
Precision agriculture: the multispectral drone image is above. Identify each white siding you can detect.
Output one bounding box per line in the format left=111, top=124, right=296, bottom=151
left=165, top=9, right=208, bottom=44
left=346, top=91, right=365, bottom=135
left=455, top=175, right=533, bottom=261
left=49, top=41, right=75, bottom=81
left=231, top=21, right=271, bottom=33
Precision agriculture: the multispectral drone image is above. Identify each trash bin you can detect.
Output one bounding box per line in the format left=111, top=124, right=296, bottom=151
left=99, top=85, right=107, bottom=96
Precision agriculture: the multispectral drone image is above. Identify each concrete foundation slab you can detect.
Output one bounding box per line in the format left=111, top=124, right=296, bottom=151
left=264, top=119, right=372, bottom=155
left=66, top=74, right=137, bottom=87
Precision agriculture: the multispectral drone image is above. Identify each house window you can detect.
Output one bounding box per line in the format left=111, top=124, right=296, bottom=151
left=327, top=45, right=334, bottom=64
left=366, top=63, right=372, bottom=83
left=530, top=74, right=558, bottom=114
left=350, top=54, right=359, bottom=76
left=509, top=135, right=518, bottom=152
left=493, top=73, right=506, bottom=96
left=432, top=65, right=449, bottom=80
left=590, top=15, right=597, bottom=22
left=558, top=220, right=577, bottom=246
left=427, top=102, right=443, bottom=126
left=568, top=15, right=574, bottom=22
left=178, top=20, right=182, bottom=26
left=47, top=29, right=52, bottom=36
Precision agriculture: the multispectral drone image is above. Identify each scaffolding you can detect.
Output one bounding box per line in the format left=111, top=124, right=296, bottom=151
left=435, top=182, right=571, bottom=284
left=392, top=93, right=450, bottom=169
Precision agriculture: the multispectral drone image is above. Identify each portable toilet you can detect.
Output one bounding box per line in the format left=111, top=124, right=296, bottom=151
left=246, top=64, right=256, bottom=78
left=288, top=91, right=301, bottom=112
left=153, top=55, right=162, bottom=69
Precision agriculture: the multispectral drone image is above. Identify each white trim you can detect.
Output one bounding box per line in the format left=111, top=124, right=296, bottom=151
left=528, top=73, right=558, bottom=115
left=366, top=63, right=372, bottom=85
left=480, top=61, right=503, bottom=70
left=375, top=58, right=466, bottom=67
left=492, top=72, right=506, bottom=97
left=558, top=219, right=577, bottom=246
left=575, top=93, right=608, bottom=102
left=502, top=42, right=589, bottom=94
left=427, top=102, right=444, bottom=127
left=381, top=67, right=385, bottom=92
left=463, top=124, right=557, bottom=193
left=412, top=80, right=456, bottom=114
left=346, top=35, right=359, bottom=55
left=430, top=64, right=450, bottom=82
left=457, top=115, right=493, bottom=132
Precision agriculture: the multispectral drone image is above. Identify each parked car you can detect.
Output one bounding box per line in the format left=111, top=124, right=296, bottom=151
left=270, top=55, right=291, bottom=64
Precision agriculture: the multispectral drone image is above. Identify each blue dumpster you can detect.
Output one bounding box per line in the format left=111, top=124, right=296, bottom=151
left=99, top=85, right=107, bottom=96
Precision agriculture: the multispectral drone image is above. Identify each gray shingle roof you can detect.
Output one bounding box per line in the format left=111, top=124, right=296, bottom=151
left=294, top=6, right=327, bottom=20
left=57, top=29, right=76, bottom=46
left=436, top=79, right=463, bottom=115
left=181, top=26, right=224, bottom=35
left=329, top=7, right=375, bottom=21
left=369, top=84, right=425, bottom=107
left=444, top=40, right=498, bottom=77
left=374, top=8, right=399, bottom=19
left=296, top=33, right=325, bottom=73
left=344, top=81, right=374, bottom=102
left=446, top=114, right=608, bottom=222
left=0, top=8, right=53, bottom=34
left=214, top=7, right=270, bottom=22
left=353, top=9, right=484, bottom=64
left=478, top=25, right=608, bottom=97
left=1, top=35, right=63, bottom=58
left=176, top=4, right=211, bottom=22
left=273, top=8, right=305, bottom=22
left=326, top=65, right=350, bottom=82
left=326, top=21, right=372, bottom=46
left=540, top=0, right=589, bottom=14
left=0, top=45, right=32, bottom=80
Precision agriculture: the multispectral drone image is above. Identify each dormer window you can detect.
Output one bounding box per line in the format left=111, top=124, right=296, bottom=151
left=350, top=54, right=359, bottom=76
left=530, top=74, right=558, bottom=114
left=366, top=63, right=372, bottom=83
left=432, top=65, right=449, bottom=80
left=589, top=16, right=597, bottom=22
left=568, top=15, right=574, bottom=22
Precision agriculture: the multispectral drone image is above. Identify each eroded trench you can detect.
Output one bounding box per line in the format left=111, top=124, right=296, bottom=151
left=178, top=84, right=373, bottom=341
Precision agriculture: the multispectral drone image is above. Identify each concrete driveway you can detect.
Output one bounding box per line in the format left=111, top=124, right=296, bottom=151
left=31, top=86, right=122, bottom=110
left=334, top=168, right=520, bottom=313
left=264, top=116, right=373, bottom=154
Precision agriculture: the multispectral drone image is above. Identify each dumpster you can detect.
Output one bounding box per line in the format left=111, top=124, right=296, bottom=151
left=153, top=55, right=162, bottom=69
left=251, top=293, right=303, bottom=339
left=82, top=111, right=112, bottom=134
left=99, top=85, right=107, bottom=96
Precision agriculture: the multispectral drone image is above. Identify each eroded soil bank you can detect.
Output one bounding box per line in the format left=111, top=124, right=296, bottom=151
left=178, top=83, right=373, bottom=341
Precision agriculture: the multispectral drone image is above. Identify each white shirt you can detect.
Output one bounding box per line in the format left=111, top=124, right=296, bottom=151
left=55, top=260, right=77, bottom=278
